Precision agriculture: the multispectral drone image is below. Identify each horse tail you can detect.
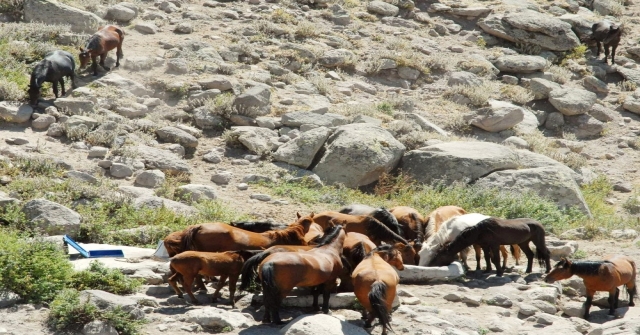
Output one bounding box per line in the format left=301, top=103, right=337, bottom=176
left=624, top=258, right=638, bottom=300
left=369, top=281, right=391, bottom=334
left=366, top=217, right=409, bottom=245
left=114, top=26, right=124, bottom=57
left=349, top=242, right=367, bottom=267
left=260, top=262, right=279, bottom=311
left=528, top=221, right=550, bottom=269
left=372, top=208, right=404, bottom=237
left=341, top=255, right=353, bottom=276
left=239, top=250, right=273, bottom=291
left=181, top=225, right=203, bottom=253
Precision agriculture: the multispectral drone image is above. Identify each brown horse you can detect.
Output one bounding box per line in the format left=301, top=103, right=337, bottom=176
left=545, top=255, right=637, bottom=319
left=339, top=232, right=378, bottom=292
left=229, top=221, right=289, bottom=233
left=352, top=245, right=404, bottom=335
left=239, top=245, right=313, bottom=292
left=259, top=225, right=346, bottom=324
left=339, top=205, right=404, bottom=236
left=428, top=217, right=551, bottom=277
left=79, top=25, right=125, bottom=76
left=168, top=250, right=257, bottom=307
left=389, top=206, right=426, bottom=241
left=164, top=221, right=309, bottom=255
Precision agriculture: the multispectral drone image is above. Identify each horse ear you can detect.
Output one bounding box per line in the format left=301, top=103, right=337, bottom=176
left=296, top=212, right=301, bottom=219
left=79, top=46, right=84, bottom=52
left=310, top=212, right=315, bottom=218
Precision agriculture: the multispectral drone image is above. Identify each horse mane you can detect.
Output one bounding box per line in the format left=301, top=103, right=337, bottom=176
left=410, top=212, right=424, bottom=241
left=366, top=244, right=396, bottom=259
left=181, top=225, right=204, bottom=252
left=569, top=260, right=611, bottom=276
left=365, top=216, right=409, bottom=245
left=370, top=208, right=404, bottom=236
left=230, top=221, right=287, bottom=232
left=84, top=33, right=101, bottom=51
left=262, top=223, right=306, bottom=245
left=349, top=242, right=367, bottom=266
left=312, top=225, right=343, bottom=248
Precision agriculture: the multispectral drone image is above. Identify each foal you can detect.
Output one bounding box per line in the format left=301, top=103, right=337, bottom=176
left=582, top=20, right=623, bottom=65
left=79, top=25, right=125, bottom=76
left=352, top=245, right=404, bottom=335
left=545, top=255, right=637, bottom=319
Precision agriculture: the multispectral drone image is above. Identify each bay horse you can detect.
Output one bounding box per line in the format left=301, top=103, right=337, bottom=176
left=352, top=245, right=404, bottom=335
left=239, top=244, right=314, bottom=292
left=419, top=213, right=489, bottom=267
left=389, top=206, right=426, bottom=241
left=259, top=225, right=346, bottom=324
left=168, top=250, right=258, bottom=307
left=428, top=217, right=551, bottom=277
left=229, top=221, right=289, bottom=233
left=338, top=205, right=404, bottom=236
left=27, top=50, right=76, bottom=106
left=582, top=20, right=623, bottom=65
left=545, top=255, right=637, bottom=319
left=79, top=25, right=125, bottom=76
left=339, top=232, right=378, bottom=292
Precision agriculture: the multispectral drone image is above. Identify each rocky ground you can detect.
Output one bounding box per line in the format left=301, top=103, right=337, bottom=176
left=2, top=0, right=640, bottom=333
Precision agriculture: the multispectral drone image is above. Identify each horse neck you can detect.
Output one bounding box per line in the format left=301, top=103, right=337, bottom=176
left=443, top=229, right=478, bottom=255
left=314, top=232, right=345, bottom=255
left=569, top=261, right=608, bottom=277
left=30, top=62, right=48, bottom=87
left=85, top=35, right=101, bottom=53
left=263, top=224, right=304, bottom=244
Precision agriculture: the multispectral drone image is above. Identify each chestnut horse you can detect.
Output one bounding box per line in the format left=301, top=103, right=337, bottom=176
left=428, top=217, right=551, bottom=277
left=389, top=206, right=426, bottom=241
left=339, top=232, right=378, bottom=292
left=545, top=255, right=637, bottom=319
left=168, top=250, right=257, bottom=307
left=259, top=225, right=346, bottom=324
left=339, top=205, right=404, bottom=236
left=419, top=213, right=489, bottom=267
left=164, top=221, right=309, bottom=256
left=352, top=245, right=404, bottom=335
left=239, top=245, right=314, bottom=292
left=79, top=25, right=124, bottom=76
left=300, top=212, right=408, bottom=246
left=229, top=221, right=289, bottom=233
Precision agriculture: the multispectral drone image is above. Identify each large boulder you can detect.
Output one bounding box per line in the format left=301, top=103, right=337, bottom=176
left=94, top=73, right=152, bottom=97
left=175, top=184, right=217, bottom=202
left=318, top=49, right=357, bottom=68
left=475, top=166, right=592, bottom=215
left=155, top=126, right=198, bottom=148
left=134, top=145, right=191, bottom=175
left=530, top=78, right=562, bottom=100
left=466, top=99, right=526, bottom=132
left=228, top=126, right=278, bottom=155
left=478, top=10, right=580, bottom=51
left=79, top=290, right=137, bottom=310
left=493, top=55, right=547, bottom=73
left=312, top=123, right=405, bottom=188
left=273, top=127, right=331, bottom=169
left=366, top=1, right=399, bottom=16
left=22, top=199, right=81, bottom=236
left=24, top=0, right=103, bottom=33
left=281, top=111, right=348, bottom=128
left=232, top=86, right=271, bottom=118
left=0, top=103, right=33, bottom=123
left=280, top=314, right=369, bottom=335
left=184, top=307, right=251, bottom=330
left=549, top=88, right=597, bottom=116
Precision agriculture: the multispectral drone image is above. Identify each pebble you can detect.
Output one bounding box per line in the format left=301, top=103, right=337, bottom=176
left=237, top=183, right=249, bottom=190
left=5, top=138, right=28, bottom=145
left=250, top=193, right=271, bottom=201
left=231, top=159, right=251, bottom=165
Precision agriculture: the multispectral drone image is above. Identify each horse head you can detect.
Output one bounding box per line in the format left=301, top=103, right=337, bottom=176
left=426, top=242, right=458, bottom=267
left=78, top=46, right=92, bottom=68
left=26, top=84, right=40, bottom=106
left=545, top=257, right=573, bottom=283
left=394, top=242, right=416, bottom=266
left=374, top=244, right=404, bottom=270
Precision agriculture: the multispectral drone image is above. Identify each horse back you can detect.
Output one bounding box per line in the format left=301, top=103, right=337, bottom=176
left=605, top=254, right=636, bottom=282
left=36, top=50, right=75, bottom=81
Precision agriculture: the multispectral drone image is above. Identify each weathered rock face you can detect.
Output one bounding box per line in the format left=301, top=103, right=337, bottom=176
left=133, top=196, right=198, bottom=215
left=24, top=0, right=103, bottom=33
left=466, top=100, right=526, bottom=132
left=312, top=123, right=405, bottom=188
left=366, top=0, right=399, bottom=16
left=232, top=86, right=271, bottom=118
left=155, top=126, right=198, bottom=148
left=493, top=55, right=547, bottom=73
left=82, top=320, right=118, bottom=335
left=228, top=126, right=278, bottom=155
left=280, top=314, right=369, bottom=335
left=549, top=88, right=597, bottom=116
left=478, top=10, right=580, bottom=51
left=273, top=127, right=331, bottom=169
left=134, top=145, right=192, bottom=175
left=175, top=184, right=217, bottom=202
left=184, top=307, right=251, bottom=330
left=22, top=199, right=82, bottom=236
left=0, top=103, right=33, bottom=123
left=530, top=78, right=562, bottom=100
left=281, top=111, right=348, bottom=128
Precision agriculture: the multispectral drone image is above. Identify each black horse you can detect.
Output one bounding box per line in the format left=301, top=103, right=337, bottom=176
left=27, top=50, right=76, bottom=106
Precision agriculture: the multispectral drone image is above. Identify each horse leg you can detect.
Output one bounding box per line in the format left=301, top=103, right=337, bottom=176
left=596, top=41, right=602, bottom=58
left=459, top=249, right=470, bottom=270
left=100, top=53, right=110, bottom=71
left=608, top=289, right=617, bottom=315
left=168, top=273, right=183, bottom=298
left=59, top=78, right=66, bottom=97
left=604, top=44, right=611, bottom=64
left=490, top=245, right=503, bottom=277
left=513, top=245, right=521, bottom=266
left=482, top=246, right=492, bottom=273
left=228, top=273, right=239, bottom=308
left=614, top=287, right=620, bottom=310
left=52, top=81, right=59, bottom=99
left=473, top=244, right=482, bottom=271
left=611, top=43, right=618, bottom=65
left=91, top=55, right=99, bottom=76
left=196, top=275, right=207, bottom=292
left=183, top=274, right=200, bottom=305
left=321, top=284, right=332, bottom=314
left=272, top=294, right=285, bottom=325
left=499, top=245, right=508, bottom=270
left=518, top=243, right=534, bottom=273
left=629, top=280, right=637, bottom=307
left=312, top=284, right=323, bottom=312
left=211, top=274, right=228, bottom=303
left=364, top=311, right=376, bottom=328
left=70, top=73, right=77, bottom=89
left=116, top=43, right=123, bottom=67
left=583, top=291, right=594, bottom=320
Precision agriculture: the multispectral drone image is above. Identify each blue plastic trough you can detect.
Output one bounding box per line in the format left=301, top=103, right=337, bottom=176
left=63, top=235, right=125, bottom=258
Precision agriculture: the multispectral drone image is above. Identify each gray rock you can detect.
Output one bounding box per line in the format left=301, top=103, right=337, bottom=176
left=110, top=163, right=133, bottom=178
left=65, top=170, right=98, bottom=184
left=0, top=103, right=33, bottom=123
left=0, top=291, right=20, bottom=308
left=232, top=86, right=271, bottom=118
left=318, top=49, right=357, bottom=68
left=466, top=99, right=525, bottom=132
left=156, top=126, right=198, bottom=148
left=503, top=136, right=529, bottom=149
left=281, top=314, right=368, bottom=335
left=79, top=290, right=137, bottom=310
left=175, top=184, right=217, bottom=202
left=519, top=303, right=538, bottom=316
left=203, top=151, right=222, bottom=163
left=211, top=171, right=232, bottom=185
left=593, top=0, right=621, bottom=16
left=530, top=78, right=562, bottom=100
left=478, top=10, right=580, bottom=51
left=174, top=22, right=193, bottom=34
left=24, top=0, right=103, bottom=33
left=545, top=112, right=565, bottom=130
left=184, top=307, right=251, bottom=330
left=134, top=22, right=158, bottom=34
left=561, top=302, right=586, bottom=318
left=549, top=88, right=597, bottom=116
left=134, top=169, right=165, bottom=188
left=54, top=99, right=95, bottom=114
left=135, top=145, right=191, bottom=175
left=366, top=0, right=399, bottom=16
left=95, top=73, right=152, bottom=97
left=447, top=71, right=483, bottom=87
left=133, top=196, right=198, bottom=215
left=273, top=127, right=331, bottom=169
left=622, top=98, right=640, bottom=115
left=193, top=107, right=225, bottom=130
left=32, top=114, right=56, bottom=130
left=23, top=199, right=81, bottom=235
left=588, top=104, right=615, bottom=122
left=166, top=58, right=189, bottom=74
left=494, top=55, right=547, bottom=73
left=281, top=111, right=348, bottom=128
left=198, top=76, right=236, bottom=91
left=250, top=194, right=271, bottom=201
left=570, top=114, right=604, bottom=138
left=583, top=76, right=609, bottom=93
left=485, top=294, right=513, bottom=307
left=312, top=123, right=405, bottom=188
left=610, top=229, right=638, bottom=239
left=228, top=126, right=278, bottom=155
left=106, top=4, right=137, bottom=22
left=82, top=320, right=118, bottom=335
left=528, top=287, right=559, bottom=304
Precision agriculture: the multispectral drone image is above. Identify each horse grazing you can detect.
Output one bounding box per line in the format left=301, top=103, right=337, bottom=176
left=28, top=50, right=77, bottom=106
left=582, top=20, right=623, bottom=65
left=79, top=25, right=125, bottom=76
left=389, top=206, right=426, bottom=241
left=168, top=250, right=257, bottom=307
left=229, top=221, right=289, bottom=233
left=419, top=213, right=489, bottom=267
left=352, top=245, right=404, bottom=335
left=428, top=217, right=551, bottom=277
left=338, top=205, right=404, bottom=237
left=545, top=255, right=637, bottom=319
left=259, top=225, right=346, bottom=324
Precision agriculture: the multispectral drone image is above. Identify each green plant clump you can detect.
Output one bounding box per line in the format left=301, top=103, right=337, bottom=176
left=69, top=261, right=143, bottom=295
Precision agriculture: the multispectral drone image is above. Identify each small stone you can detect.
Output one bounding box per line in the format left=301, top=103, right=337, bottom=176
left=250, top=194, right=271, bottom=201
left=203, top=151, right=222, bottom=163
left=110, top=163, right=133, bottom=178
left=211, top=171, right=232, bottom=185
left=613, top=182, right=633, bottom=193
left=5, top=138, right=29, bottom=145
left=237, top=183, right=249, bottom=190
left=88, top=146, right=108, bottom=158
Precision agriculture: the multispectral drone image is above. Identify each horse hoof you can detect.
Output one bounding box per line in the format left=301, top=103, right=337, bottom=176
left=629, top=302, right=635, bottom=307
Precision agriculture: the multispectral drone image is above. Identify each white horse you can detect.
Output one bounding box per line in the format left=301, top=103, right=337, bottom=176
left=418, top=213, right=490, bottom=267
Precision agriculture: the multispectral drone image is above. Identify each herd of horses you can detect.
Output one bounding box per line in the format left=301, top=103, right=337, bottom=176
left=162, top=204, right=637, bottom=332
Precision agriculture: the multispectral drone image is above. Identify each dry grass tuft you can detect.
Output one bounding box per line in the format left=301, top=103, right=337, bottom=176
left=445, top=81, right=500, bottom=107
left=548, top=65, right=573, bottom=84
left=500, top=85, right=534, bottom=105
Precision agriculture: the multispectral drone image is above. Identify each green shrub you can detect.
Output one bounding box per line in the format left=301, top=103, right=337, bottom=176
left=102, top=306, right=146, bottom=335
left=0, top=230, right=73, bottom=303
left=48, top=289, right=99, bottom=331
left=69, top=261, right=143, bottom=295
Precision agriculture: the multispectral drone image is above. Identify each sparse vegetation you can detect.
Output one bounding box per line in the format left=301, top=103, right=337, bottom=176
left=617, top=80, right=637, bottom=91
left=500, top=84, right=534, bottom=105
left=69, top=261, right=143, bottom=295
left=561, top=45, right=588, bottom=66
left=548, top=65, right=573, bottom=84
left=445, top=81, right=500, bottom=107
